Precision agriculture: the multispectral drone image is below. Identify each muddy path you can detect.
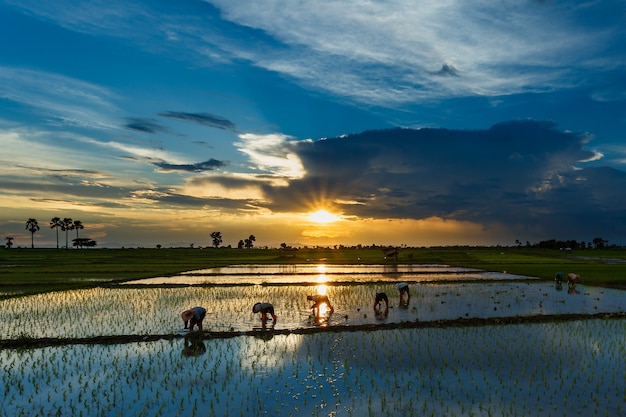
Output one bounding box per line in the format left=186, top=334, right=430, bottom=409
left=2, top=311, right=624, bottom=349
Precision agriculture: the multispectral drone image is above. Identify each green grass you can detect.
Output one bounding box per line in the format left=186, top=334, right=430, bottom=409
left=1, top=246, right=625, bottom=297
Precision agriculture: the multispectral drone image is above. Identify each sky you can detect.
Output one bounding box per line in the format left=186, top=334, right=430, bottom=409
left=1, top=0, right=625, bottom=249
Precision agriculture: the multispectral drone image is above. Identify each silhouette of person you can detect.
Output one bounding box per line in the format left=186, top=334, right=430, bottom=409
left=396, top=282, right=411, bottom=304
left=374, top=292, right=389, bottom=316
left=252, top=302, right=277, bottom=327
left=181, top=306, right=206, bottom=331
left=307, top=294, right=334, bottom=317
left=555, top=271, right=563, bottom=290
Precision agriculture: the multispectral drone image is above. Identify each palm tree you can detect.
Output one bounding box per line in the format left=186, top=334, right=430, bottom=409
left=50, top=217, right=63, bottom=249
left=210, top=231, right=222, bottom=248
left=5, top=237, right=14, bottom=249
left=73, top=220, right=84, bottom=244
left=25, top=218, right=39, bottom=248
left=62, top=218, right=73, bottom=249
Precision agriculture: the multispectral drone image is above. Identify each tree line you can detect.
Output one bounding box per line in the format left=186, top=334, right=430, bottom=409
left=5, top=217, right=95, bottom=249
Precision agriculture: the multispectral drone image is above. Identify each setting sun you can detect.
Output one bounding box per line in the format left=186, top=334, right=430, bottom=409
left=308, top=209, right=340, bottom=223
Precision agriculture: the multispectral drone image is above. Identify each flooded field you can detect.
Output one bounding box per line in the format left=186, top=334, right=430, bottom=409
left=1, top=264, right=625, bottom=416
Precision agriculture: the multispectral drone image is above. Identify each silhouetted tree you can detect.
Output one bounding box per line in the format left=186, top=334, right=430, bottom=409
left=73, top=220, right=84, bottom=245
left=25, top=218, right=39, bottom=248
left=237, top=239, right=244, bottom=249
left=244, top=234, right=256, bottom=249
left=210, top=231, right=222, bottom=248
left=50, top=217, right=63, bottom=249
left=61, top=218, right=73, bottom=249
left=592, top=237, right=608, bottom=249
left=5, top=237, right=13, bottom=249
left=73, top=237, right=97, bottom=249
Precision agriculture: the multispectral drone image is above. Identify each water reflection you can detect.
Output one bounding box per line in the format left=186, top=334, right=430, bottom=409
left=181, top=331, right=206, bottom=357
left=308, top=283, right=334, bottom=324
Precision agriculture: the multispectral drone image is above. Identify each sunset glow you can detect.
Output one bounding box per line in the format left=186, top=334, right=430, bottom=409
left=308, top=210, right=340, bottom=224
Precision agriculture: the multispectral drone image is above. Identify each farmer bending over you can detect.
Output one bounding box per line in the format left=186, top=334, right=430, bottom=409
left=181, top=306, right=207, bottom=331
left=374, top=292, right=389, bottom=315
left=397, top=282, right=411, bottom=304
left=252, top=302, right=278, bottom=327
left=307, top=294, right=334, bottom=317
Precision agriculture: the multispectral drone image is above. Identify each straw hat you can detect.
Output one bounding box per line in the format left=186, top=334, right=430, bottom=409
left=181, top=310, right=194, bottom=321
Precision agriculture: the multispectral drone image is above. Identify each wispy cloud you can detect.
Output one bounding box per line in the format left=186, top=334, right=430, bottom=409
left=9, top=0, right=624, bottom=107
left=158, top=111, right=237, bottom=131
left=124, top=117, right=169, bottom=134
left=0, top=66, right=119, bottom=129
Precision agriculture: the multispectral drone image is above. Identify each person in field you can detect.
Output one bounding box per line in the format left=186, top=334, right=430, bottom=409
left=374, top=292, right=389, bottom=316
left=252, top=302, right=278, bottom=327
left=181, top=306, right=206, bottom=331
left=555, top=271, right=564, bottom=290
left=567, top=273, right=579, bottom=286
left=396, top=282, right=410, bottom=304
left=307, top=294, right=334, bottom=317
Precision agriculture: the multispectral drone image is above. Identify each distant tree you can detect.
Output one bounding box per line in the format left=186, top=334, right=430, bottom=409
left=61, top=218, right=73, bottom=249
left=592, top=237, right=608, bottom=249
left=156, top=244, right=162, bottom=249
left=210, top=231, right=222, bottom=248
left=50, top=217, right=63, bottom=249
left=244, top=234, right=256, bottom=249
left=237, top=239, right=244, bottom=249
left=25, top=218, right=40, bottom=248
left=5, top=236, right=14, bottom=249
left=73, top=237, right=97, bottom=249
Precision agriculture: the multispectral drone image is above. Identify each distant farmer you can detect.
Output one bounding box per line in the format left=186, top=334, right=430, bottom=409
left=252, top=302, right=278, bottom=326
left=554, top=271, right=564, bottom=290
left=307, top=294, right=334, bottom=317
left=181, top=306, right=206, bottom=331
left=555, top=272, right=563, bottom=283
left=374, top=292, right=389, bottom=315
left=396, top=282, right=410, bottom=303
left=567, top=273, right=579, bottom=287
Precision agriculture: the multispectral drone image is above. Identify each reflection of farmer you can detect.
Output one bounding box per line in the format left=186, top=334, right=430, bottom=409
left=181, top=306, right=206, bottom=331
left=252, top=302, right=277, bottom=327
left=396, top=282, right=410, bottom=304
left=374, top=292, right=389, bottom=316
left=307, top=294, right=334, bottom=317
left=182, top=331, right=206, bottom=357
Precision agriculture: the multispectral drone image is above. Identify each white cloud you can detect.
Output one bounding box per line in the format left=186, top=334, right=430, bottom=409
left=235, top=133, right=305, bottom=178
left=207, top=0, right=616, bottom=102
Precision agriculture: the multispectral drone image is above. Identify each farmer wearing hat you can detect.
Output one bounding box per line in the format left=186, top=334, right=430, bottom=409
left=181, top=306, right=206, bottom=331
left=396, top=282, right=410, bottom=304
left=252, top=302, right=277, bottom=326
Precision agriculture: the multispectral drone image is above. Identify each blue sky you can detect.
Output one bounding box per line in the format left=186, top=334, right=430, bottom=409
left=1, top=0, right=625, bottom=248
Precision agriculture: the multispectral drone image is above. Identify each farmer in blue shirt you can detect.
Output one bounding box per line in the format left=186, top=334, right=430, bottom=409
left=181, top=306, right=207, bottom=331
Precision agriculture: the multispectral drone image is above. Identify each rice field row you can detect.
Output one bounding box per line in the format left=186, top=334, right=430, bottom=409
left=1, top=319, right=624, bottom=417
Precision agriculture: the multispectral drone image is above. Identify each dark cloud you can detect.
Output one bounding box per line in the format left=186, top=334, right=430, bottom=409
left=259, top=120, right=626, bottom=242
left=124, top=117, right=168, bottom=133
left=158, top=111, right=237, bottom=131
left=431, top=63, right=460, bottom=77
left=154, top=159, right=226, bottom=172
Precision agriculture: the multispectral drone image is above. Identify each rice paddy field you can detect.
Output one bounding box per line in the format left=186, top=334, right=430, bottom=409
left=1, top=258, right=625, bottom=416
